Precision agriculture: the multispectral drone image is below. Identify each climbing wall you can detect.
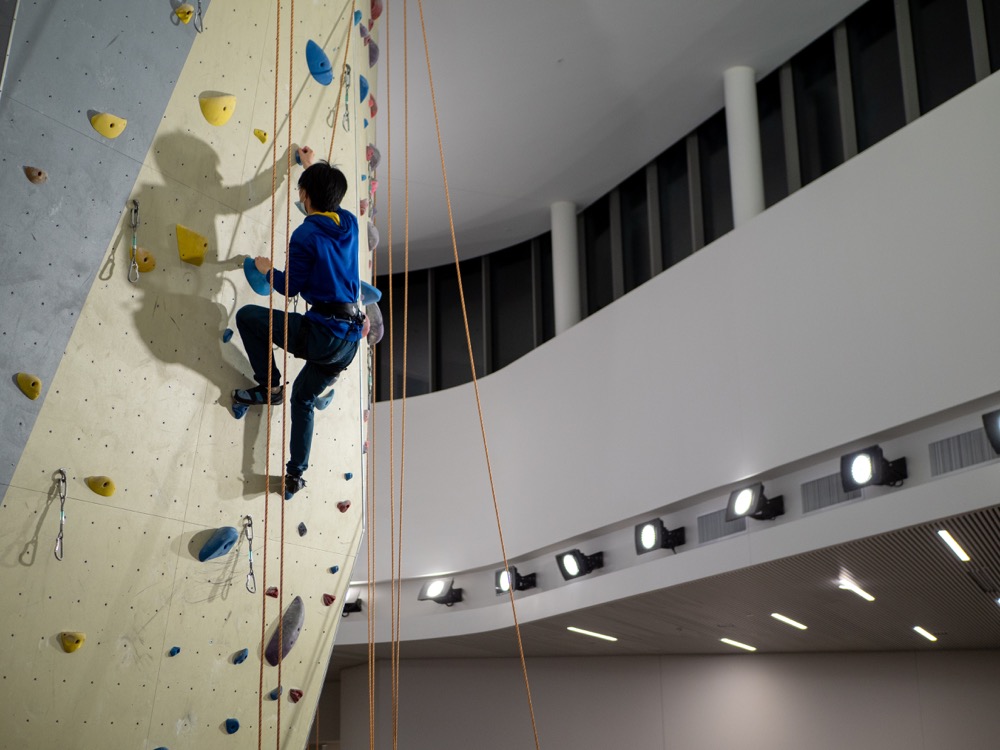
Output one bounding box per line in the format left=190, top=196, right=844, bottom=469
left=0, top=0, right=380, bottom=747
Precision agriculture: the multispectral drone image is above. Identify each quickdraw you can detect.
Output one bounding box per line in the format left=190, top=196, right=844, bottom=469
left=244, top=514, right=256, bottom=593
left=342, top=64, right=352, bottom=132
left=53, top=468, right=67, bottom=561
left=128, top=200, right=140, bottom=284
left=194, top=0, right=205, bottom=33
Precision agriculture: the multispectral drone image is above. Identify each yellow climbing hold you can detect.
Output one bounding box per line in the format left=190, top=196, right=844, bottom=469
left=135, top=248, right=156, bottom=273
left=175, top=3, right=195, bottom=23
left=90, top=112, right=127, bottom=139
left=15, top=372, right=42, bottom=400
left=85, top=476, right=116, bottom=497
left=59, top=632, right=86, bottom=653
left=199, top=93, right=237, bottom=126
left=253, top=128, right=268, bottom=144
left=176, top=225, right=208, bottom=266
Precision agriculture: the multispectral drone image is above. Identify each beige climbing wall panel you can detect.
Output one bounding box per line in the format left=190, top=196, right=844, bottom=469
left=0, top=0, right=376, bottom=747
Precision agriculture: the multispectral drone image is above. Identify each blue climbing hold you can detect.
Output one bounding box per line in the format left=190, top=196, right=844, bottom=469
left=243, top=256, right=271, bottom=296
left=330, top=565, right=340, bottom=574
left=306, top=40, right=333, bottom=86
left=345, top=472, right=353, bottom=480
left=359, top=75, right=369, bottom=103
left=232, top=403, right=249, bottom=420
left=315, top=389, right=335, bottom=410
left=168, top=646, right=181, bottom=657
left=353, top=9, right=362, bottom=24
left=233, top=648, right=249, bottom=665
left=225, top=718, right=240, bottom=734
left=222, top=328, right=233, bottom=343
left=198, top=526, right=239, bottom=562
left=361, top=174, right=367, bottom=181
left=297, top=522, right=307, bottom=537
left=360, top=280, right=381, bottom=304
left=269, top=686, right=282, bottom=700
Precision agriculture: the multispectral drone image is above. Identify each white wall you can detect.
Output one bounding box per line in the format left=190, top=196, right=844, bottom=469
left=364, top=71, right=1000, bottom=581
left=341, top=651, right=1000, bottom=750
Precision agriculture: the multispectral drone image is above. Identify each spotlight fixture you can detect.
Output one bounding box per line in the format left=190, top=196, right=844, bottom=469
left=982, top=409, right=1000, bottom=454
left=840, top=445, right=907, bottom=492
left=417, top=577, right=463, bottom=606
left=634, top=518, right=686, bottom=554
left=555, top=549, right=604, bottom=581
left=725, top=482, right=784, bottom=522
left=342, top=587, right=363, bottom=617
left=495, top=566, right=537, bottom=595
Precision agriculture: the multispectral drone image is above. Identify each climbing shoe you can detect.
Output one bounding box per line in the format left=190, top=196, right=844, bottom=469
left=233, top=384, right=283, bottom=406
left=284, top=472, right=306, bottom=501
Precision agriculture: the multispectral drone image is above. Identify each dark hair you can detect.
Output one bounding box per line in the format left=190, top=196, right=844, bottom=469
left=297, top=161, right=348, bottom=212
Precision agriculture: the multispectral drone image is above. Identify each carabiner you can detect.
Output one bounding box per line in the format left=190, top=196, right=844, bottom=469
left=128, top=200, right=140, bottom=284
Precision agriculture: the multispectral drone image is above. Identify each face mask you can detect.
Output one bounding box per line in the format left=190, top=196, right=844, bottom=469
left=295, top=201, right=307, bottom=216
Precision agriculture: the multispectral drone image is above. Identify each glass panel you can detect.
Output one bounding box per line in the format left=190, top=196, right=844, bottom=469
left=620, top=170, right=651, bottom=293
left=986, top=0, right=1000, bottom=72
left=375, top=273, right=390, bottom=401
left=434, top=259, right=484, bottom=390
left=757, top=70, right=788, bottom=208
left=698, top=110, right=733, bottom=243
left=657, top=141, right=692, bottom=270
left=910, top=0, right=976, bottom=112
left=793, top=32, right=843, bottom=185
left=537, top=232, right=556, bottom=343
left=583, top=195, right=613, bottom=314
left=377, top=270, right=430, bottom=399
left=490, top=242, right=535, bottom=370
left=848, top=0, right=906, bottom=151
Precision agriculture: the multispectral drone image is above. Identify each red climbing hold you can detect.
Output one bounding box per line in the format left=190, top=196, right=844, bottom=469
left=289, top=688, right=304, bottom=703
left=359, top=199, right=368, bottom=216
left=322, top=593, right=335, bottom=606
left=372, top=0, right=383, bottom=21
left=266, top=586, right=279, bottom=598
left=369, top=95, right=378, bottom=118
left=337, top=500, right=351, bottom=513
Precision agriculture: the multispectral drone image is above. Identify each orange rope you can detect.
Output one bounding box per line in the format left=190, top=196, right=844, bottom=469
left=326, top=0, right=358, bottom=164
left=415, top=2, right=542, bottom=747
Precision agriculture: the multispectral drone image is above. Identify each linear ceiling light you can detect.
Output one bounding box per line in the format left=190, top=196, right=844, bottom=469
left=567, top=626, right=618, bottom=642
left=556, top=549, right=604, bottom=581
left=840, top=445, right=907, bottom=492
left=495, top=566, right=537, bottom=595
left=770, top=613, right=808, bottom=630
left=936, top=530, right=970, bottom=562
left=913, top=626, right=938, bottom=642
left=725, top=482, right=784, bottom=522
left=720, top=638, right=757, bottom=652
left=838, top=579, right=875, bottom=601
left=634, top=518, right=686, bottom=554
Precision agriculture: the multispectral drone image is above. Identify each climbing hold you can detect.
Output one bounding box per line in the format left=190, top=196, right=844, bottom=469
left=168, top=646, right=181, bottom=657
left=175, top=224, right=208, bottom=266
left=337, top=500, right=351, bottom=513
left=174, top=3, right=195, bottom=23
left=233, top=648, right=249, bottom=665
left=364, top=118, right=369, bottom=128
left=289, top=689, right=304, bottom=703
left=367, top=301, right=383, bottom=345
left=359, top=199, right=367, bottom=216
left=232, top=403, right=248, bottom=420
left=363, top=409, right=370, bottom=423
left=85, top=476, right=116, bottom=497
left=345, top=472, right=353, bottom=480
left=135, top=248, right=156, bottom=273
left=222, top=328, right=233, bottom=343
left=370, top=180, right=378, bottom=195
left=363, top=440, right=369, bottom=454
left=265, top=586, right=278, bottom=598
left=359, top=75, right=369, bottom=103
left=361, top=174, right=367, bottom=181
left=315, top=389, right=335, bottom=410
left=359, top=280, right=380, bottom=305
left=59, top=632, right=85, bottom=653
left=225, top=718, right=240, bottom=735
left=322, top=593, right=335, bottom=606
left=198, top=92, right=237, bottom=126
left=353, top=9, right=362, bottom=24
left=198, top=526, right=239, bottom=562
left=306, top=40, right=333, bottom=86
left=243, top=256, right=271, bottom=296
left=360, top=23, right=368, bottom=40
left=23, top=166, right=47, bottom=184
left=329, top=565, right=340, bottom=574
left=269, top=686, right=282, bottom=700
left=90, top=112, right=127, bottom=139
left=368, top=40, right=380, bottom=68
left=297, top=522, right=307, bottom=537
left=372, top=0, right=383, bottom=20
left=369, top=95, right=378, bottom=118
left=366, top=144, right=381, bottom=169
left=265, top=596, right=304, bottom=666
left=367, top=220, right=379, bottom=251
left=253, top=128, right=268, bottom=144
left=15, top=372, right=42, bottom=400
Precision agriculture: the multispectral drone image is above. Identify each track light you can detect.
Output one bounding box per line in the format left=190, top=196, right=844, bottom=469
left=982, top=409, right=1000, bottom=454
left=417, top=577, right=463, bottom=606
left=634, top=519, right=686, bottom=554
left=840, top=445, right=907, bottom=492
left=495, top=566, right=537, bottom=595
left=342, top=587, right=363, bottom=617
left=555, top=549, right=604, bottom=581
left=725, top=482, right=784, bottom=522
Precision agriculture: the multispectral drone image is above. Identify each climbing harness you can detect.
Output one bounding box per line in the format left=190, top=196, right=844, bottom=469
left=128, top=200, right=140, bottom=284
left=244, top=515, right=256, bottom=593
left=342, top=64, right=352, bottom=132
left=194, top=0, right=205, bottom=33
left=53, top=468, right=67, bottom=561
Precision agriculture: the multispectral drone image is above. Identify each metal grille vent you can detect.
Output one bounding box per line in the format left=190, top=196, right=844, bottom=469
left=697, top=508, right=746, bottom=543
left=801, top=473, right=861, bottom=513
left=929, top=428, right=997, bottom=476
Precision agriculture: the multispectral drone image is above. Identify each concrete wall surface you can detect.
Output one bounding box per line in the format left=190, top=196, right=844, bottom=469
left=0, top=0, right=378, bottom=747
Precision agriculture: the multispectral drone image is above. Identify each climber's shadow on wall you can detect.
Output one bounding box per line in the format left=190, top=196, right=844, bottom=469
left=126, top=130, right=294, bottom=494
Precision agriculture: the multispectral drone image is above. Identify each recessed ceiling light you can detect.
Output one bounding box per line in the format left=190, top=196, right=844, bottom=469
left=913, top=626, right=938, bottom=642
left=838, top=579, right=875, bottom=602
left=770, top=613, right=808, bottom=630
left=936, top=530, right=970, bottom=562
left=720, top=638, right=757, bottom=652
left=567, top=626, right=617, bottom=642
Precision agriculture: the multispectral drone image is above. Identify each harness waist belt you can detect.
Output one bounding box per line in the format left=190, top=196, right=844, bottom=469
left=312, top=300, right=362, bottom=321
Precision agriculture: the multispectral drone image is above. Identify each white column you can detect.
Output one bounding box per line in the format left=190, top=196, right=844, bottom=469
left=550, top=201, right=581, bottom=334
left=723, top=66, right=765, bottom=226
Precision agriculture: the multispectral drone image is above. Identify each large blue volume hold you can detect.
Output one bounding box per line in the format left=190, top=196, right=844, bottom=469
left=306, top=40, right=333, bottom=85
left=243, top=257, right=271, bottom=296
left=198, top=526, right=239, bottom=562
left=360, top=280, right=381, bottom=304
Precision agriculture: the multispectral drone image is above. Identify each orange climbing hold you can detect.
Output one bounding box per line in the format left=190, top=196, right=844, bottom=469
left=135, top=248, right=156, bottom=273
left=85, top=476, right=116, bottom=497
left=175, top=224, right=208, bottom=266
left=23, top=166, right=47, bottom=184
left=15, top=372, right=42, bottom=400
left=59, top=632, right=86, bottom=653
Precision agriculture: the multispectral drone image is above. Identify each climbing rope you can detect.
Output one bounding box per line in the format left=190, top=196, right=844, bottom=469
left=128, top=200, right=140, bottom=284
left=53, top=468, right=67, bottom=561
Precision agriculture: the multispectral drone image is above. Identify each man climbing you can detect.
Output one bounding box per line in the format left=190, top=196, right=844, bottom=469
left=233, top=145, right=367, bottom=500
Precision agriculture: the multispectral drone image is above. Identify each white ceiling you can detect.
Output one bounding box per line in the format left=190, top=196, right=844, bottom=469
left=372, top=0, right=868, bottom=270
